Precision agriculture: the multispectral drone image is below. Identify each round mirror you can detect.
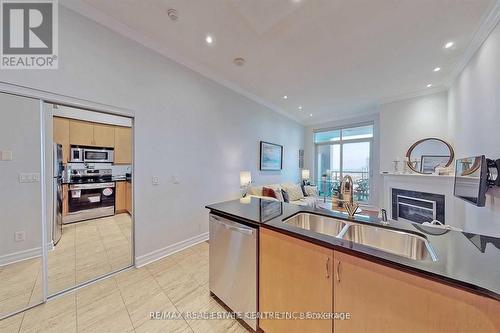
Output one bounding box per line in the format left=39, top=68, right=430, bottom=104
left=406, top=138, right=454, bottom=174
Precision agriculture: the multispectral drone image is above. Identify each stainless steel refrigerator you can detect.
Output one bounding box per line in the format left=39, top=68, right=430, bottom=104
left=53, top=144, right=63, bottom=245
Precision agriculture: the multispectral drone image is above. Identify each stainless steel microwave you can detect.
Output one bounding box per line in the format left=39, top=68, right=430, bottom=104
left=70, top=147, right=114, bottom=163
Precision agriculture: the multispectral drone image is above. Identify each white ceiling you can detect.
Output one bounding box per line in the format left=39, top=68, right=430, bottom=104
left=64, top=0, right=496, bottom=125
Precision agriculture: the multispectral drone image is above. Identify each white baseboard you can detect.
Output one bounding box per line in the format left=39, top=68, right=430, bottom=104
left=0, top=241, right=55, bottom=267
left=0, top=247, right=42, bottom=267
left=135, top=232, right=209, bottom=268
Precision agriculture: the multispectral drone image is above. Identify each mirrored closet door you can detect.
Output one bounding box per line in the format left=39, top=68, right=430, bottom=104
left=0, top=93, right=44, bottom=319
left=45, top=103, right=134, bottom=296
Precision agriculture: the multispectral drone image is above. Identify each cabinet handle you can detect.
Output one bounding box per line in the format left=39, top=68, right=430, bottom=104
left=336, top=260, right=342, bottom=283
left=325, top=257, right=330, bottom=279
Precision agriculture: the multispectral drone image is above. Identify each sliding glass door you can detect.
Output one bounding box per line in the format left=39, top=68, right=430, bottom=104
left=315, top=124, right=373, bottom=202
left=0, top=91, right=135, bottom=319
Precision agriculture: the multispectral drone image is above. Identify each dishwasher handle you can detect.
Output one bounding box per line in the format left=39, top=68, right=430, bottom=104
left=210, top=215, right=255, bottom=236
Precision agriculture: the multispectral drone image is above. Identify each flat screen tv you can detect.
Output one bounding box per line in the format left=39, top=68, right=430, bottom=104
left=454, top=156, right=488, bottom=207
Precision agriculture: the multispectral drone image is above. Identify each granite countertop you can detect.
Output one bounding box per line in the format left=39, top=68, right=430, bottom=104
left=206, top=197, right=500, bottom=301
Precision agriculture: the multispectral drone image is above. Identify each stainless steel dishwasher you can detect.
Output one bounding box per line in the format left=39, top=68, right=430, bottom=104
left=209, top=213, right=257, bottom=330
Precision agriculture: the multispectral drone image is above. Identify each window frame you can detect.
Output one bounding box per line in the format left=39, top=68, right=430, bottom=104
left=314, top=121, right=374, bottom=203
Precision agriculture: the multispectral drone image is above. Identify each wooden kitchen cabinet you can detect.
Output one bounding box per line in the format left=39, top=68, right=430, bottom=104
left=53, top=117, right=70, bottom=163
left=69, top=119, right=115, bottom=147
left=260, top=228, right=333, bottom=333
left=333, top=251, right=500, bottom=333
left=114, top=126, right=132, bottom=164
left=115, top=181, right=127, bottom=213
left=69, top=119, right=94, bottom=146
left=62, top=184, right=68, bottom=216
left=93, top=123, right=115, bottom=147
left=125, top=181, right=132, bottom=214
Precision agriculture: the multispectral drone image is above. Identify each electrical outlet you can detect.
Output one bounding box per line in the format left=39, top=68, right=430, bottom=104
left=14, top=231, right=25, bottom=242
left=152, top=176, right=160, bottom=185
left=19, top=173, right=40, bottom=183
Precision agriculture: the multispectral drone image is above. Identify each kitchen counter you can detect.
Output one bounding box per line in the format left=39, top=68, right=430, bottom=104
left=206, top=197, right=500, bottom=301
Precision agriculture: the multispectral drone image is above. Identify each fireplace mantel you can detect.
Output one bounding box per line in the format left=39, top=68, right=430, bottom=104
left=381, top=172, right=460, bottom=229
left=380, top=172, right=455, bottom=179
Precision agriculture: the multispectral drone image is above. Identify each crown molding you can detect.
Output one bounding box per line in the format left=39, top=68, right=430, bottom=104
left=61, top=1, right=302, bottom=124
left=447, top=0, right=500, bottom=86
left=378, top=86, right=448, bottom=106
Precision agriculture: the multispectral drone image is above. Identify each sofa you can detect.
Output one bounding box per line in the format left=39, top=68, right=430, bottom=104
left=247, top=183, right=318, bottom=207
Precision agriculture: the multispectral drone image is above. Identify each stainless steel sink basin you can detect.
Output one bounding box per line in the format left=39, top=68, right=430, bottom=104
left=341, top=224, right=438, bottom=262
left=283, top=213, right=347, bottom=238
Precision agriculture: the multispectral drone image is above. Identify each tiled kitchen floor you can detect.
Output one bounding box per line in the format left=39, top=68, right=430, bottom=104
left=0, top=213, right=132, bottom=322
left=0, top=241, right=248, bottom=333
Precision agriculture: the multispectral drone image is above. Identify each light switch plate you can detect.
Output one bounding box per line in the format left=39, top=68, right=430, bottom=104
left=1, top=151, right=13, bottom=161
left=152, top=176, right=160, bottom=185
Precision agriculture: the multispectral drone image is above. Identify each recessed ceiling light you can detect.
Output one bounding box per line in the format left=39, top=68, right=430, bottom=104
left=433, top=67, right=441, bottom=72
left=309, top=113, right=313, bottom=117
left=283, top=95, right=288, bottom=99
left=298, top=106, right=303, bottom=110
left=427, top=84, right=433, bottom=88
left=444, top=41, right=454, bottom=49
left=205, top=35, right=214, bottom=44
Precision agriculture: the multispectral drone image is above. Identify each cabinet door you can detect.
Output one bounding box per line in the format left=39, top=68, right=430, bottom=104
left=114, top=126, right=132, bottom=164
left=93, top=123, right=115, bottom=148
left=53, top=117, right=70, bottom=163
left=260, top=228, right=333, bottom=333
left=125, top=181, right=132, bottom=214
left=69, top=120, right=93, bottom=146
left=115, top=181, right=126, bottom=213
left=333, top=251, right=500, bottom=333
left=62, top=184, right=68, bottom=216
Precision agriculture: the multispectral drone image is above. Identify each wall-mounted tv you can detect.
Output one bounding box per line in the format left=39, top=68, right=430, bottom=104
left=454, top=156, right=488, bottom=207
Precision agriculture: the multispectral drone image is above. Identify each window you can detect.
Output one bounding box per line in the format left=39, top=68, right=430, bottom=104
left=315, top=124, right=373, bottom=202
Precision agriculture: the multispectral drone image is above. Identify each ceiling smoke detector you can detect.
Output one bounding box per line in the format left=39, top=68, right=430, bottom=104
left=233, top=57, right=245, bottom=66
left=167, top=8, right=178, bottom=22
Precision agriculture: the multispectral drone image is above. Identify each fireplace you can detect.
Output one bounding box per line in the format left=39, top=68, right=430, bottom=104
left=392, top=189, right=445, bottom=224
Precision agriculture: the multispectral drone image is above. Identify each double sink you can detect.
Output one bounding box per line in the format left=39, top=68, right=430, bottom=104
left=284, top=213, right=438, bottom=262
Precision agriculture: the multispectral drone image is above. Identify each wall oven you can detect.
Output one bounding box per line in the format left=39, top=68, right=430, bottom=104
left=64, top=182, right=115, bottom=223
left=70, top=146, right=114, bottom=163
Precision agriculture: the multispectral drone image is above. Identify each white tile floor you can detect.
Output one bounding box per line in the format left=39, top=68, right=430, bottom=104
left=0, top=213, right=133, bottom=324
left=0, top=242, right=248, bottom=333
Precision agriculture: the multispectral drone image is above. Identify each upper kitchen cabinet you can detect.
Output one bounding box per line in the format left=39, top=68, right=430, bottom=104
left=93, top=123, right=115, bottom=147
left=53, top=117, right=70, bottom=163
left=69, top=120, right=114, bottom=147
left=69, top=120, right=94, bottom=146
left=114, top=126, right=132, bottom=164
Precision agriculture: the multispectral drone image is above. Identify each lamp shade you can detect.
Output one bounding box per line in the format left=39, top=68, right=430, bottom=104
left=301, top=169, right=310, bottom=180
left=240, top=171, right=252, bottom=186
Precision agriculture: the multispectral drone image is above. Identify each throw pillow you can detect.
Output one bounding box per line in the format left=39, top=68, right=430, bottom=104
left=282, top=184, right=304, bottom=201
left=281, top=189, right=290, bottom=203
left=304, top=185, right=318, bottom=197
left=267, top=185, right=284, bottom=201
left=262, top=187, right=277, bottom=199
